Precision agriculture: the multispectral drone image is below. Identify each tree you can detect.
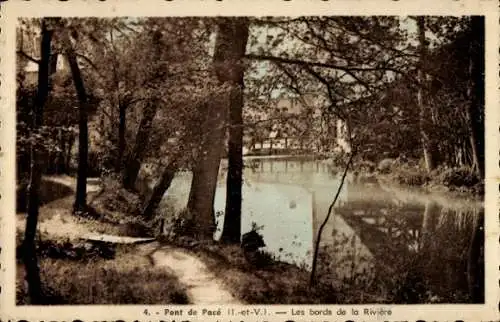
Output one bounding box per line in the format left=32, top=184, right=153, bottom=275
left=420, top=16, right=484, bottom=173
left=120, top=18, right=210, bottom=191
left=137, top=18, right=218, bottom=219
left=185, top=18, right=250, bottom=240
left=464, top=17, right=484, bottom=177
left=187, top=93, right=229, bottom=239
left=245, top=17, right=411, bottom=155
left=416, top=17, right=436, bottom=172
left=122, top=29, right=164, bottom=190
left=141, top=158, right=178, bottom=219
left=220, top=18, right=250, bottom=244
left=22, top=18, right=54, bottom=304
left=59, top=23, right=90, bottom=214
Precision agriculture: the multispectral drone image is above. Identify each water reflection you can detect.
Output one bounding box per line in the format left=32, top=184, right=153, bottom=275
left=241, top=156, right=484, bottom=303
left=158, top=156, right=484, bottom=303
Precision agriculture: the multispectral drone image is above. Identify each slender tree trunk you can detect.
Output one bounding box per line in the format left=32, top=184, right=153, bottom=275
left=310, top=152, right=354, bottom=286
left=122, top=31, right=164, bottom=190
left=417, top=17, right=436, bottom=173
left=123, top=99, right=159, bottom=190
left=116, top=102, right=126, bottom=173
left=62, top=29, right=89, bottom=214
left=23, top=19, right=53, bottom=304
left=220, top=19, right=249, bottom=244
left=465, top=46, right=480, bottom=175
left=222, top=85, right=244, bottom=243
left=466, top=16, right=485, bottom=178
left=141, top=158, right=178, bottom=220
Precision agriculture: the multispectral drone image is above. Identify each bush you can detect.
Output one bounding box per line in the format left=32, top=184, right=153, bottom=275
left=17, top=238, right=116, bottom=262
left=92, top=176, right=143, bottom=217
left=395, top=170, right=430, bottom=186
left=158, top=208, right=196, bottom=239
left=89, top=176, right=155, bottom=237
left=436, top=167, right=480, bottom=188
left=377, top=158, right=396, bottom=174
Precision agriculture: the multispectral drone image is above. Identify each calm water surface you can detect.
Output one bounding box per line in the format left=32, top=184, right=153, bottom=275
left=159, top=156, right=484, bottom=302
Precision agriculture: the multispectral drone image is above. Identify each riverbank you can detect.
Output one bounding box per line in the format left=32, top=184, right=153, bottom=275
left=16, top=174, right=480, bottom=304
left=15, top=176, right=339, bottom=304
left=350, top=158, right=483, bottom=202
left=242, top=154, right=483, bottom=201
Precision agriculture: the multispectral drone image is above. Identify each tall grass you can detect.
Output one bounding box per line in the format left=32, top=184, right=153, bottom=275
left=17, top=248, right=190, bottom=305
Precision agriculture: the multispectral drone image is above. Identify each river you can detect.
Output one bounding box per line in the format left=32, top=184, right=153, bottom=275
left=156, top=155, right=484, bottom=303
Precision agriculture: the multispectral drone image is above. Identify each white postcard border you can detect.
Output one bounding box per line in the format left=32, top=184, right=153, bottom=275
left=1, top=0, right=498, bottom=321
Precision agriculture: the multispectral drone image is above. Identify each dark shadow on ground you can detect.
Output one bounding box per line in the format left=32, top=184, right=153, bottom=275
left=17, top=177, right=74, bottom=212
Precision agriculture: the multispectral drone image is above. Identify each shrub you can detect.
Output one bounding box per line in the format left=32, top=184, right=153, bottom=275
left=159, top=208, right=196, bottom=239
left=436, top=167, right=480, bottom=188
left=92, top=176, right=143, bottom=217
left=41, top=240, right=112, bottom=261
left=377, top=158, right=396, bottom=174
left=395, top=170, right=430, bottom=186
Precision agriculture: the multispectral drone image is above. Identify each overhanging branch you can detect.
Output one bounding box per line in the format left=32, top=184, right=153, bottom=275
left=17, top=50, right=40, bottom=64
left=246, top=53, right=403, bottom=74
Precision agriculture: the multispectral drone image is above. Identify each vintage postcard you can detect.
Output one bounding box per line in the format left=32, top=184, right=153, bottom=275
left=0, top=0, right=498, bottom=321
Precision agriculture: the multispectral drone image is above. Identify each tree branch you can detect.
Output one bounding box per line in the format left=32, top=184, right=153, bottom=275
left=75, top=53, right=100, bottom=73
left=17, top=50, right=40, bottom=64
left=310, top=147, right=356, bottom=286
left=246, top=53, right=403, bottom=75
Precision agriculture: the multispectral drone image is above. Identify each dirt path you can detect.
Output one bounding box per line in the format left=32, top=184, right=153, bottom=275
left=139, top=243, right=241, bottom=304
left=17, top=176, right=241, bottom=304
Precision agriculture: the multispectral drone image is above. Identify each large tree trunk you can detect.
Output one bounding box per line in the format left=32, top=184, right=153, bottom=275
left=122, top=99, right=159, bottom=190
left=23, top=19, right=53, bottom=304
left=221, top=19, right=249, bottom=244
left=186, top=19, right=249, bottom=241
left=417, top=17, right=436, bottom=173
left=141, top=157, right=178, bottom=220
left=187, top=98, right=228, bottom=239
left=62, top=29, right=89, bottom=214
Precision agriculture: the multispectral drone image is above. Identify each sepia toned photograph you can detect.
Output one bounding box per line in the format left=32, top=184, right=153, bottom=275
left=9, top=10, right=488, bottom=310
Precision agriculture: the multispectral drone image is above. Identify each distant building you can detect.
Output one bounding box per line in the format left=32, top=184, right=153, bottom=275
left=245, top=94, right=351, bottom=155
left=19, top=27, right=85, bottom=85
left=22, top=53, right=69, bottom=84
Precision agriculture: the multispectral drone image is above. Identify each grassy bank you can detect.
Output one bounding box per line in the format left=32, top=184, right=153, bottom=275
left=15, top=181, right=188, bottom=305
left=163, top=236, right=338, bottom=304
left=16, top=242, right=190, bottom=305
left=165, top=234, right=473, bottom=304
left=351, top=158, right=483, bottom=199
